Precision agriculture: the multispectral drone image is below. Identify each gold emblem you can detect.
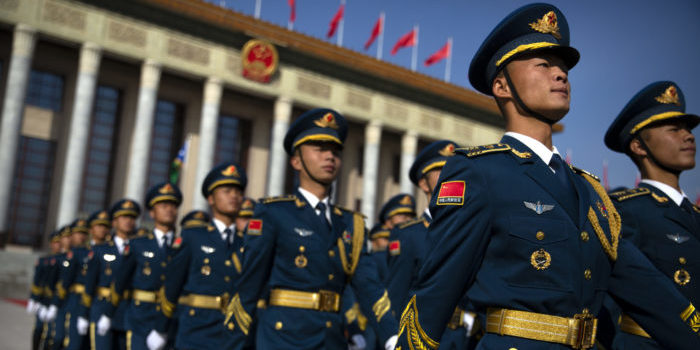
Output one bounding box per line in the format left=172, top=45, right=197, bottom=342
left=78, top=220, right=86, bottom=227
left=651, top=192, right=669, bottom=203
left=596, top=201, right=608, bottom=219
left=675, top=269, right=691, bottom=286
left=194, top=212, right=204, bottom=219
left=105, top=267, right=112, bottom=276
left=142, top=267, right=151, bottom=276
left=98, top=211, right=108, bottom=219
left=201, top=265, right=211, bottom=276
left=655, top=85, right=681, bottom=106
left=529, top=11, right=561, bottom=39
left=159, top=183, right=175, bottom=194
left=313, top=112, right=339, bottom=129
left=295, top=254, right=308, bottom=268
left=221, top=165, right=239, bottom=177
left=438, top=143, right=456, bottom=157
left=399, top=195, right=413, bottom=206
left=530, top=248, right=551, bottom=270
left=123, top=201, right=134, bottom=209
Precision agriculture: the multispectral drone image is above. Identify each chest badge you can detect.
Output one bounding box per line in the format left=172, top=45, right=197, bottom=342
left=201, top=246, right=215, bottom=254
left=530, top=248, right=551, bottom=270
left=596, top=201, right=608, bottom=218
left=105, top=266, right=112, bottom=276
left=667, top=234, right=690, bottom=244
left=201, top=265, right=211, bottom=276
left=674, top=269, right=691, bottom=286
left=524, top=201, right=554, bottom=215
left=142, top=266, right=152, bottom=276
left=295, top=255, right=308, bottom=268
left=294, top=228, right=314, bottom=237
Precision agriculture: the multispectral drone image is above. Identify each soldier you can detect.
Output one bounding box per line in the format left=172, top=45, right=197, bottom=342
left=226, top=108, right=398, bottom=350
left=180, top=210, right=211, bottom=229
left=604, top=81, right=700, bottom=349
left=156, top=163, right=246, bottom=350
left=89, top=210, right=112, bottom=246
left=236, top=197, right=256, bottom=234
left=397, top=3, right=700, bottom=350
left=41, top=225, right=71, bottom=350
left=109, top=183, right=181, bottom=350
left=378, top=194, right=416, bottom=230
left=29, top=230, right=62, bottom=350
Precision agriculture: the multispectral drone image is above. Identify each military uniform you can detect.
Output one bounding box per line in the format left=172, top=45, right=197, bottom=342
left=30, top=231, right=60, bottom=350
left=397, top=4, right=700, bottom=350
left=157, top=163, right=246, bottom=350
left=603, top=82, right=700, bottom=349
left=180, top=210, right=211, bottom=229
left=58, top=219, right=92, bottom=350
left=45, top=226, right=70, bottom=350
left=227, top=109, right=398, bottom=350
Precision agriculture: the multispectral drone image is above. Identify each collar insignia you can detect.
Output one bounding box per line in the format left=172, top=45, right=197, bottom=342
left=666, top=233, right=690, bottom=244
left=221, top=165, right=239, bottom=177
left=142, top=251, right=154, bottom=258
left=655, top=85, right=680, bottom=106
left=529, top=11, right=561, bottom=39
left=524, top=200, right=555, bottom=215
left=596, top=201, right=608, bottom=218
left=438, top=143, right=456, bottom=157
left=294, top=228, right=314, bottom=237
left=313, top=112, right=339, bottom=129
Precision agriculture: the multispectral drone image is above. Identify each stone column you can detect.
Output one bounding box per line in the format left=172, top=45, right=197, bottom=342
left=55, top=42, right=102, bottom=226
left=266, top=96, right=292, bottom=197
left=124, top=59, right=161, bottom=201
left=191, top=77, right=223, bottom=210
left=0, top=24, right=36, bottom=234
left=361, top=120, right=382, bottom=225
left=399, top=130, right=418, bottom=193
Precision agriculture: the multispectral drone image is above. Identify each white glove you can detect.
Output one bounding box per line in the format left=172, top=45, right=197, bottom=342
left=462, top=311, right=477, bottom=337
left=348, top=334, right=366, bottom=350
left=26, top=299, right=37, bottom=314
left=37, top=305, right=48, bottom=322
left=384, top=334, right=398, bottom=350
left=45, top=305, right=58, bottom=322
left=77, top=316, right=89, bottom=335
left=97, top=315, right=111, bottom=336
left=146, top=329, right=167, bottom=350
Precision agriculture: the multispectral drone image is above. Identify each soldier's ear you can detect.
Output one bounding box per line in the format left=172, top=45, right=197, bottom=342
left=492, top=71, right=510, bottom=99
left=289, top=150, right=303, bottom=172
left=628, top=137, right=647, bottom=158
left=417, top=177, right=431, bottom=195
left=206, top=194, right=215, bottom=207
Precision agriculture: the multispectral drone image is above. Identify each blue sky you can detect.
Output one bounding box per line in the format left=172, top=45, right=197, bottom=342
left=213, top=0, right=700, bottom=199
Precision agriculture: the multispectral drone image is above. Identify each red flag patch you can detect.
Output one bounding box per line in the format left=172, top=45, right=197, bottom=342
left=437, top=181, right=466, bottom=205
left=389, top=240, right=401, bottom=256
left=172, top=236, right=183, bottom=249
left=247, top=219, right=263, bottom=236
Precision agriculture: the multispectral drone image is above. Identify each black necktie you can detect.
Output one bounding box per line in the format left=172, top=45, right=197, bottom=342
left=223, top=228, right=233, bottom=248
left=549, top=154, right=570, bottom=189
left=681, top=198, right=695, bottom=214
left=316, top=202, right=331, bottom=228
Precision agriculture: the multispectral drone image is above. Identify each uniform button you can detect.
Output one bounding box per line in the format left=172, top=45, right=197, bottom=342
left=240, top=247, right=244, bottom=253
left=189, top=309, right=195, bottom=316
left=275, top=321, right=283, bottom=330
left=536, top=231, right=545, bottom=240
left=582, top=308, right=589, bottom=314
left=225, top=276, right=231, bottom=282
left=160, top=275, right=165, bottom=281
left=326, top=321, right=332, bottom=328
left=680, top=257, right=687, bottom=265
left=328, top=250, right=335, bottom=257
left=156, top=305, right=161, bottom=311
left=134, top=300, right=140, bottom=306
left=204, top=258, right=210, bottom=264
left=584, top=269, right=592, bottom=280
left=161, top=262, right=166, bottom=267
left=580, top=231, right=589, bottom=242
left=225, top=260, right=232, bottom=266
left=299, top=246, right=305, bottom=253
left=328, top=274, right=334, bottom=281
left=228, top=322, right=235, bottom=330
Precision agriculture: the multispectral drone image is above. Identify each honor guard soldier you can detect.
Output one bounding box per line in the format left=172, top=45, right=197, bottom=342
left=379, top=194, right=417, bottom=230
left=604, top=81, right=700, bottom=349
left=89, top=210, right=112, bottom=246
left=236, top=197, right=256, bottom=234
left=96, top=199, right=141, bottom=350
left=42, top=226, right=71, bottom=350
left=156, top=163, right=246, bottom=350
left=29, top=230, right=63, bottom=350
left=397, top=4, right=700, bottom=350
left=226, top=108, right=399, bottom=350
left=180, top=210, right=211, bottom=229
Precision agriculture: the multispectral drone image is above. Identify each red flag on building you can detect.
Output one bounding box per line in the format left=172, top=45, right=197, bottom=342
left=327, top=4, right=345, bottom=38
left=603, top=161, right=610, bottom=191
left=424, top=40, right=451, bottom=66
left=391, top=28, right=416, bottom=55
left=364, top=14, right=383, bottom=50
left=288, top=0, right=296, bottom=24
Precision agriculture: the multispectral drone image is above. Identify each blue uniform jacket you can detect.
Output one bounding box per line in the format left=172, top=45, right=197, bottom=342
left=397, top=136, right=700, bottom=350
left=228, top=192, right=398, bottom=349
left=85, top=241, right=128, bottom=330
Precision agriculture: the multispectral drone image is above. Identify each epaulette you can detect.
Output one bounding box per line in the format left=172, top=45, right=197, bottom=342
left=332, top=205, right=366, bottom=218
left=608, top=187, right=650, bottom=202
left=570, top=166, right=600, bottom=182
left=455, top=143, right=532, bottom=159
left=261, top=195, right=297, bottom=204
left=398, top=217, right=426, bottom=230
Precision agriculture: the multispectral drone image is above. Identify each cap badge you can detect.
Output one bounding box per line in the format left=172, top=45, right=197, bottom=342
left=438, top=143, right=456, bottom=157
left=159, top=183, right=175, bottom=194
left=98, top=211, right=108, bottom=219
left=221, top=165, right=240, bottom=177
left=194, top=212, right=205, bottom=219
left=399, top=195, right=413, bottom=206
left=313, top=112, right=339, bottom=130
left=655, top=85, right=680, bottom=106
left=123, top=201, right=134, bottom=209
left=529, top=11, right=561, bottom=39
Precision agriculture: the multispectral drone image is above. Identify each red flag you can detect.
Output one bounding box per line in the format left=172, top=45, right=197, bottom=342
left=424, top=40, right=451, bottom=66
left=288, top=0, right=296, bottom=23
left=327, top=4, right=344, bottom=38
left=603, top=161, right=610, bottom=191
left=364, top=15, right=383, bottom=50
left=391, top=29, right=416, bottom=55
left=634, top=173, right=641, bottom=187
left=695, top=193, right=700, bottom=206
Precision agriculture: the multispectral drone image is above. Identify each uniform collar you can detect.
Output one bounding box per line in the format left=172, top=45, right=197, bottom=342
left=423, top=208, right=432, bottom=220
left=113, top=235, right=127, bottom=254
left=641, top=179, right=687, bottom=206
left=298, top=187, right=331, bottom=222
left=212, top=218, right=235, bottom=237
left=504, top=131, right=561, bottom=167
left=153, top=228, right=173, bottom=246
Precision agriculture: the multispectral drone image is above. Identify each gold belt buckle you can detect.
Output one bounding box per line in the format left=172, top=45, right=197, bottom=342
left=573, top=312, right=597, bottom=349
left=219, top=293, right=230, bottom=312
left=317, top=290, right=338, bottom=312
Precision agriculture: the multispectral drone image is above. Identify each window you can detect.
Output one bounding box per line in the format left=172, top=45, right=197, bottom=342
left=147, top=100, right=184, bottom=190
left=25, top=70, right=64, bottom=111
left=214, top=114, right=251, bottom=167
left=79, top=86, right=121, bottom=214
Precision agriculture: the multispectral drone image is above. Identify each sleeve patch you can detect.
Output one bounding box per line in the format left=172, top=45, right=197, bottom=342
left=172, top=236, right=182, bottom=249
left=437, top=181, right=466, bottom=205
left=247, top=219, right=262, bottom=236
left=389, top=240, right=401, bottom=256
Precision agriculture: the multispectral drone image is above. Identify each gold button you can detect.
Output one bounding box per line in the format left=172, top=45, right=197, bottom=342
left=160, top=275, right=165, bottom=281
left=680, top=257, right=687, bottom=265
left=134, top=300, right=140, bottom=306
left=240, top=247, right=244, bottom=253
left=536, top=231, right=545, bottom=240
left=225, top=260, right=232, bottom=266
left=161, top=262, right=166, bottom=267
left=299, top=246, right=305, bottom=253
left=326, top=321, right=332, bottom=328
left=582, top=308, right=589, bottom=314
left=204, top=258, right=210, bottom=264
left=189, top=309, right=195, bottom=316
left=328, top=274, right=334, bottom=280
left=228, top=322, right=235, bottom=330
left=225, top=276, right=231, bottom=282
left=584, top=269, right=592, bottom=280
left=580, top=231, right=589, bottom=242
left=275, top=321, right=283, bottom=330
left=156, top=305, right=161, bottom=311
left=328, top=250, right=335, bottom=257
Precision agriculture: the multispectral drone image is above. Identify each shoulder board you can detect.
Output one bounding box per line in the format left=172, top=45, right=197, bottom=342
left=455, top=143, right=532, bottom=159
left=398, top=217, right=426, bottom=230
left=332, top=206, right=366, bottom=218
left=608, top=187, right=650, bottom=202
left=693, top=204, right=700, bottom=214
left=570, top=166, right=600, bottom=182
left=261, top=195, right=297, bottom=204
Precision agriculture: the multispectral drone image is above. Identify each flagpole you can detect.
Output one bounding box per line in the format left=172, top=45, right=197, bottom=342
left=377, top=12, right=385, bottom=60
left=254, top=0, right=261, bottom=19
left=444, top=37, right=452, bottom=82
left=288, top=20, right=294, bottom=31
left=337, top=0, right=345, bottom=46
left=411, top=25, right=419, bottom=72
